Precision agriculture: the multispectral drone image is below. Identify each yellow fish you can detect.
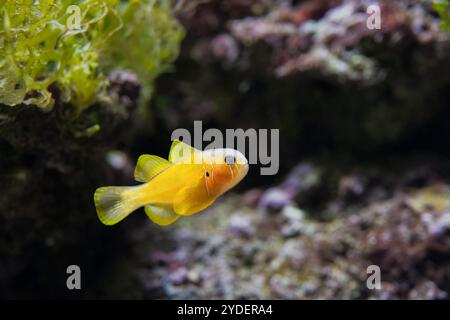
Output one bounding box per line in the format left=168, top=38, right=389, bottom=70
left=94, top=140, right=249, bottom=226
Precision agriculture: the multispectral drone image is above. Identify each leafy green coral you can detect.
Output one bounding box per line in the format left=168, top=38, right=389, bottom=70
left=0, top=0, right=183, bottom=112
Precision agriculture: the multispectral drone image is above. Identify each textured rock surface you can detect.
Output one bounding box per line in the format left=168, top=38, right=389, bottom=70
left=142, top=161, right=450, bottom=299
left=155, top=0, right=450, bottom=155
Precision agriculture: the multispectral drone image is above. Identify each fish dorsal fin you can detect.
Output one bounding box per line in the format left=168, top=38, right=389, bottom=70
left=169, top=139, right=201, bottom=163
left=134, top=155, right=171, bottom=182
left=144, top=204, right=180, bottom=226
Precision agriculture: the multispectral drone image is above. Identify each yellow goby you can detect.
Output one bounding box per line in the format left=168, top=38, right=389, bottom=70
left=94, top=140, right=249, bottom=226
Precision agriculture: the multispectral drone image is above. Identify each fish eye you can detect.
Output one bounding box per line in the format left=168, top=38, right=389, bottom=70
left=225, top=155, right=235, bottom=164
left=206, top=171, right=210, bottom=177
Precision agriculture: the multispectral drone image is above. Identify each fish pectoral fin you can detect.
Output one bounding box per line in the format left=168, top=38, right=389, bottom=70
left=144, top=204, right=180, bottom=226
left=169, top=139, right=202, bottom=163
left=173, top=187, right=216, bottom=216
left=134, top=155, right=171, bottom=182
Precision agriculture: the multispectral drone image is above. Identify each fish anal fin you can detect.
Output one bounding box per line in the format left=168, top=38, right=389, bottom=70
left=144, top=204, right=180, bottom=226
left=134, top=155, right=171, bottom=182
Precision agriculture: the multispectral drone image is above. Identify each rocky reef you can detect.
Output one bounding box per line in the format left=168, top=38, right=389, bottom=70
left=157, top=0, right=450, bottom=155
left=142, top=160, right=450, bottom=299
left=139, top=0, right=450, bottom=299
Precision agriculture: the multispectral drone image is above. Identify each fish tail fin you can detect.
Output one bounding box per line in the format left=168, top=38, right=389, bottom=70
left=94, top=186, right=140, bottom=225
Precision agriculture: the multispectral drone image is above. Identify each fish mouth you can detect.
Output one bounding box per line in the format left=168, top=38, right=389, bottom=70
left=241, top=163, right=249, bottom=177
left=227, top=160, right=248, bottom=182
left=234, top=162, right=249, bottom=180
left=236, top=153, right=249, bottom=178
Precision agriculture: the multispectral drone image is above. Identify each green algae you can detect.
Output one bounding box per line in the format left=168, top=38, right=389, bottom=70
left=0, top=0, right=183, bottom=113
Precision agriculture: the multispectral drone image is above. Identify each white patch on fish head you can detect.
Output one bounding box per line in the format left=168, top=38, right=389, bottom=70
left=203, top=148, right=249, bottom=188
